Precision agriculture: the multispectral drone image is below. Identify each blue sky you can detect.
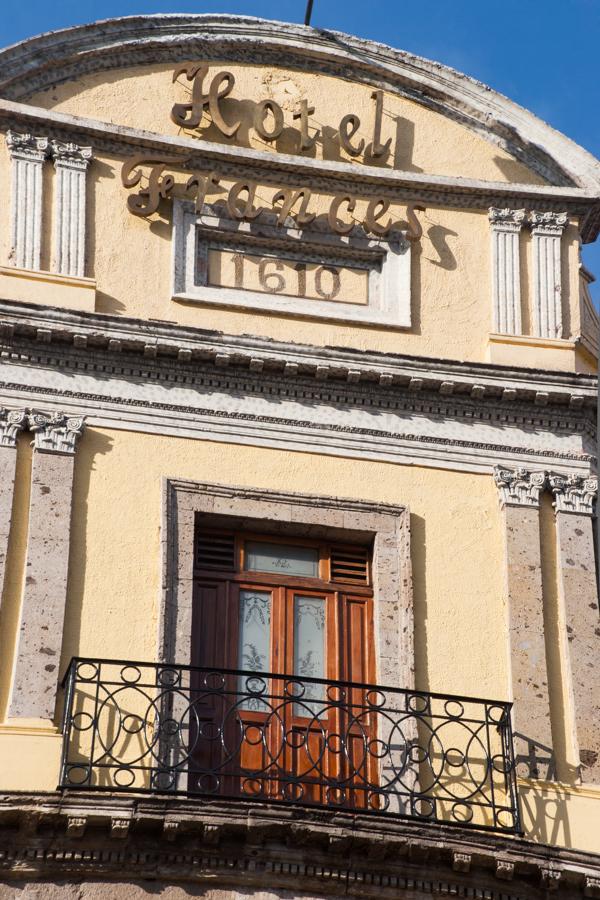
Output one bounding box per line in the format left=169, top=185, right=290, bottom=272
left=1, top=1, right=599, bottom=302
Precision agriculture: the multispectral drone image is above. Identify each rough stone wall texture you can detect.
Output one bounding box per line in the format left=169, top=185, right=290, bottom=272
left=0, top=885, right=327, bottom=899
left=8, top=450, right=75, bottom=720
left=503, top=504, right=553, bottom=777
left=555, top=512, right=600, bottom=784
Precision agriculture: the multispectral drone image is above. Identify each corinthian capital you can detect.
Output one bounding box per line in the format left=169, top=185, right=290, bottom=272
left=488, top=207, right=526, bottom=231
left=50, top=140, right=93, bottom=170
left=6, top=130, right=49, bottom=161
left=494, top=467, right=547, bottom=508
left=0, top=407, right=27, bottom=448
left=28, top=411, right=85, bottom=455
left=529, top=211, right=568, bottom=235
left=548, top=473, right=597, bottom=515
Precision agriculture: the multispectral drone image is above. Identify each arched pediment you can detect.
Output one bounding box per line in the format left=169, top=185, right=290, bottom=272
left=0, top=14, right=599, bottom=197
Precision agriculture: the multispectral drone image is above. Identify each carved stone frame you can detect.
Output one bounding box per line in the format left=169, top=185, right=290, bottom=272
left=160, top=479, right=414, bottom=691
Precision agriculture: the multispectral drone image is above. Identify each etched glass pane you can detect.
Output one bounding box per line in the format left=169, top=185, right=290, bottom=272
left=294, top=596, right=325, bottom=717
left=246, top=541, right=319, bottom=577
left=238, top=590, right=271, bottom=711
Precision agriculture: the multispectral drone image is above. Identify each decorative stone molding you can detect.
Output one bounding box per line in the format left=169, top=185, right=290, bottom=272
left=585, top=877, right=600, bottom=898
left=541, top=867, right=563, bottom=891
left=1, top=792, right=600, bottom=897
left=530, top=211, right=568, bottom=340
left=453, top=852, right=471, bottom=873
left=496, top=860, right=516, bottom=881
left=110, top=818, right=131, bottom=839
left=489, top=208, right=526, bottom=335
left=6, top=130, right=48, bottom=270
left=50, top=140, right=92, bottom=278
left=163, top=480, right=414, bottom=693
left=28, top=411, right=85, bottom=454
left=494, top=467, right=547, bottom=508
left=548, top=473, right=597, bottom=515
left=66, top=816, right=87, bottom=838
left=0, top=406, right=27, bottom=447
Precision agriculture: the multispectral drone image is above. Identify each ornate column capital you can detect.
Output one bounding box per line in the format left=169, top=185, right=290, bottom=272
left=548, top=472, right=597, bottom=515
left=494, top=466, right=547, bottom=508
left=488, top=207, right=526, bottom=231
left=0, top=407, right=28, bottom=448
left=529, top=211, right=568, bottom=236
left=6, top=130, right=48, bottom=162
left=28, top=411, right=85, bottom=455
left=50, top=140, right=93, bottom=171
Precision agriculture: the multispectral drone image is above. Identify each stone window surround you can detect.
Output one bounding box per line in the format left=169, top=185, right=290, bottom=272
left=160, top=479, right=414, bottom=691
left=171, top=200, right=412, bottom=329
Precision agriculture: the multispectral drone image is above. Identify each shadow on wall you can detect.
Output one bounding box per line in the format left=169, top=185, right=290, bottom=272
left=514, top=732, right=557, bottom=782
left=518, top=778, right=573, bottom=848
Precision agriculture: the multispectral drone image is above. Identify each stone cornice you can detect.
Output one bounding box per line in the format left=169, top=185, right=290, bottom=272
left=0, top=792, right=599, bottom=896
left=0, top=300, right=596, bottom=411
left=0, top=102, right=598, bottom=227
left=549, top=473, right=598, bottom=515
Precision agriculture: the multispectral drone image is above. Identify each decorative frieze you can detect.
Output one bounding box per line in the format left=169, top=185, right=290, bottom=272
left=6, top=130, right=48, bottom=271
left=494, top=467, right=547, bottom=508
left=50, top=140, right=92, bottom=278
left=29, top=411, right=85, bottom=455
left=489, top=208, right=526, bottom=335
left=549, top=473, right=597, bottom=515
left=530, top=211, right=568, bottom=340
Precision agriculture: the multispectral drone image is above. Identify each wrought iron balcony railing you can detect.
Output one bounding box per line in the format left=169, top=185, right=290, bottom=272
left=59, top=658, right=521, bottom=834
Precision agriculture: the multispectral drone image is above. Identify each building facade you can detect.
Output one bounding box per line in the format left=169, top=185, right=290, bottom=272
left=0, top=14, right=598, bottom=899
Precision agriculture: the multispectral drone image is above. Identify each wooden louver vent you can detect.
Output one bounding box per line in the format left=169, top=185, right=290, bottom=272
left=330, top=547, right=369, bottom=584
left=196, top=532, right=235, bottom=570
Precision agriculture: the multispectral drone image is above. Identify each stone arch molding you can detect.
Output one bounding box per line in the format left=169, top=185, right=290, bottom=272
left=1, top=15, right=600, bottom=199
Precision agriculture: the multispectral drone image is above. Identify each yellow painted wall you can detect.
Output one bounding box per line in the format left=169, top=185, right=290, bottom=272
left=27, top=63, right=544, bottom=185
left=0, top=426, right=598, bottom=852
left=0, top=62, right=589, bottom=368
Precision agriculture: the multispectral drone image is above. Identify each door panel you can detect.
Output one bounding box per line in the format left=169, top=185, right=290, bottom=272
left=191, top=556, right=376, bottom=809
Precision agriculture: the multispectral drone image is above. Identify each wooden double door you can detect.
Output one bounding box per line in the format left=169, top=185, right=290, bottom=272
left=190, top=532, right=377, bottom=808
